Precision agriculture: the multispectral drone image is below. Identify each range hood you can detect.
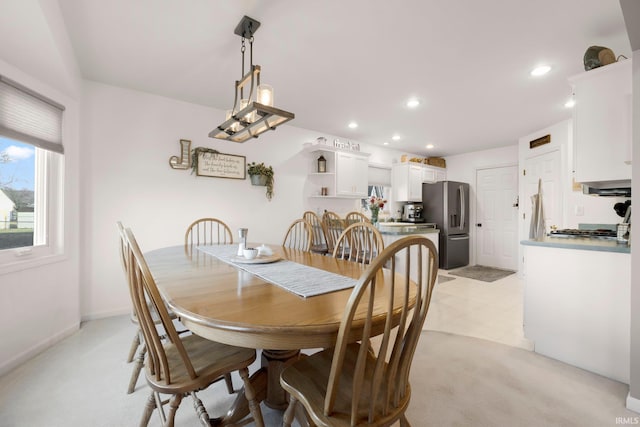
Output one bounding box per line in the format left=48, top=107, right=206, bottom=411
left=582, top=180, right=632, bottom=197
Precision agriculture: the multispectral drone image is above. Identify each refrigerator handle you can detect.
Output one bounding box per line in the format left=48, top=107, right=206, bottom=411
left=449, top=235, right=470, bottom=241
left=459, top=185, right=465, bottom=230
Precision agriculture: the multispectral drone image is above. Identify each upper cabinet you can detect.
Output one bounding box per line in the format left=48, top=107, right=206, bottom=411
left=569, top=60, right=632, bottom=185
left=392, top=162, right=446, bottom=202
left=335, top=151, right=368, bottom=197
left=305, top=144, right=370, bottom=198
left=422, top=166, right=447, bottom=184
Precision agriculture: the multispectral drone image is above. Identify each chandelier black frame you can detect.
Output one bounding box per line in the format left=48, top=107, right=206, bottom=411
left=209, top=16, right=295, bottom=143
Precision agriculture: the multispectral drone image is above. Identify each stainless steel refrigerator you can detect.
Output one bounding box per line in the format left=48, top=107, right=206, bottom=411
left=422, top=181, right=470, bottom=269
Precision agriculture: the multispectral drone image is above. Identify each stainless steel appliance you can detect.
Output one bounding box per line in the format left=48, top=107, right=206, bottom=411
left=422, top=181, right=470, bottom=269
left=549, top=228, right=617, bottom=240
left=401, top=203, right=424, bottom=223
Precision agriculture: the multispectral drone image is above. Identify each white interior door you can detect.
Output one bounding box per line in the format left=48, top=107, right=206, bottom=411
left=476, top=166, right=519, bottom=270
left=523, top=150, right=562, bottom=236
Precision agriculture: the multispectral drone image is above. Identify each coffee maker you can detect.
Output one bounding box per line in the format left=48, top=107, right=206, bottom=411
left=402, top=203, right=425, bottom=223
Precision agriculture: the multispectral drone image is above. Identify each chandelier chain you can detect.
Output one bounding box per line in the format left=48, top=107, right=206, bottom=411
left=240, top=37, right=246, bottom=100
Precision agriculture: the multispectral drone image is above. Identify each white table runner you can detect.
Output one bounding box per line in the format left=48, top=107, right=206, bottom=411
left=196, top=245, right=358, bottom=298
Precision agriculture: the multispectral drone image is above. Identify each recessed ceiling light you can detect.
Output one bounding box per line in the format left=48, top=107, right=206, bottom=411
left=426, top=144, right=434, bottom=149
left=406, top=98, right=420, bottom=108
left=383, top=142, right=389, bottom=146
left=392, top=134, right=401, bottom=141
left=530, top=65, right=551, bottom=77
left=348, top=121, right=358, bottom=129
left=564, top=98, right=576, bottom=108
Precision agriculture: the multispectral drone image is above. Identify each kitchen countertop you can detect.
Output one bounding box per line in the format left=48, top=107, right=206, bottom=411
left=521, top=236, right=630, bottom=254
left=377, top=223, right=440, bottom=236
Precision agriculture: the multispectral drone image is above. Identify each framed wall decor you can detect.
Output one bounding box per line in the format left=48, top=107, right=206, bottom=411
left=169, top=139, right=192, bottom=169
left=193, top=148, right=246, bottom=179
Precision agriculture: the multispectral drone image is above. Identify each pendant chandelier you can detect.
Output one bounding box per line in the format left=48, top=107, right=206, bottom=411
left=209, top=16, right=294, bottom=143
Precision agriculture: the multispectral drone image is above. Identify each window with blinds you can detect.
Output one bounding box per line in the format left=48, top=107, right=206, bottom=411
left=0, top=76, right=64, bottom=154
left=0, top=74, right=65, bottom=267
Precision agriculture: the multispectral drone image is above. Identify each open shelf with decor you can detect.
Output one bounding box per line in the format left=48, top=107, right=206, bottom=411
left=303, top=142, right=370, bottom=199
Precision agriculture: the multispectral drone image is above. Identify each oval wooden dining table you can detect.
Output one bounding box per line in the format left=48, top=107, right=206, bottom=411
left=143, top=243, right=415, bottom=424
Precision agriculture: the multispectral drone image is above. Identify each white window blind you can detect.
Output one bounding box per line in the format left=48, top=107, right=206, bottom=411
left=0, top=75, right=65, bottom=154
left=368, top=165, right=391, bottom=186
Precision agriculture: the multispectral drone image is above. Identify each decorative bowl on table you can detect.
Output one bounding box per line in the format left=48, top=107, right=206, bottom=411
left=257, top=244, right=273, bottom=256
left=243, top=248, right=259, bottom=259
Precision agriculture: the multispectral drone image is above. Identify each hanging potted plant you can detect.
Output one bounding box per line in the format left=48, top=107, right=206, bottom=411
left=247, top=162, right=274, bottom=201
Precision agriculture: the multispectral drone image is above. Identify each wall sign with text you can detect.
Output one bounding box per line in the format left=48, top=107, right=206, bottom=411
left=195, top=149, right=246, bottom=179
left=169, top=140, right=246, bottom=179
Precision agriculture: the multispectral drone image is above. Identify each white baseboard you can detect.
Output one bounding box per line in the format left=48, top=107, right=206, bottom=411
left=0, top=322, right=79, bottom=377
left=80, top=307, right=130, bottom=322
left=627, top=392, right=640, bottom=414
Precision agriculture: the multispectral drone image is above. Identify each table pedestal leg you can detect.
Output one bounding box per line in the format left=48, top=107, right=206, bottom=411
left=211, top=349, right=302, bottom=424
left=213, top=368, right=267, bottom=426
left=261, top=349, right=300, bottom=409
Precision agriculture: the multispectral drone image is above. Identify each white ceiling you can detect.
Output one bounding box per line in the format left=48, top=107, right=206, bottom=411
left=56, top=0, right=631, bottom=157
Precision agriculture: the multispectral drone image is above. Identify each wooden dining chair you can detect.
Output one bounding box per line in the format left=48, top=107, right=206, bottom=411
left=280, top=235, right=438, bottom=427
left=119, top=222, right=235, bottom=396
left=185, top=217, right=233, bottom=247
left=123, top=228, right=265, bottom=427
left=282, top=218, right=313, bottom=251
left=321, top=211, right=345, bottom=254
left=332, top=221, right=384, bottom=266
left=184, top=218, right=236, bottom=393
left=344, top=211, right=371, bottom=226
left=118, top=221, right=177, bottom=394
left=303, top=211, right=329, bottom=255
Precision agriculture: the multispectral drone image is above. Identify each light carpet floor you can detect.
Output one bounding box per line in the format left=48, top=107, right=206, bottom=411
left=0, top=315, right=636, bottom=426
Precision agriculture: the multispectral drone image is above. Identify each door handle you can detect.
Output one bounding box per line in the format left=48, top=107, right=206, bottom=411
left=459, top=185, right=465, bottom=230
left=449, top=235, right=470, bottom=241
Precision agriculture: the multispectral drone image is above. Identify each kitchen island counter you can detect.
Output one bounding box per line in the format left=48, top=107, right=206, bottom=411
left=377, top=223, right=440, bottom=236
left=521, top=236, right=630, bottom=254
left=522, top=241, right=630, bottom=383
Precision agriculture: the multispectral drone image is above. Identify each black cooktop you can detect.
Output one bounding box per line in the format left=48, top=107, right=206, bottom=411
left=550, top=229, right=617, bottom=239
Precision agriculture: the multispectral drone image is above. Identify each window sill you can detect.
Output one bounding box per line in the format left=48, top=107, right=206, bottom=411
left=0, top=252, right=67, bottom=277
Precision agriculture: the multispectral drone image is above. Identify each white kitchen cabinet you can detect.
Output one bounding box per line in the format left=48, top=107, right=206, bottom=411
left=393, top=163, right=446, bottom=202
left=305, top=145, right=370, bottom=198
left=523, top=244, right=630, bottom=383
left=335, top=152, right=368, bottom=197
left=393, top=163, right=423, bottom=202
left=569, top=59, right=632, bottom=184
left=422, top=167, right=436, bottom=184
left=422, top=165, right=447, bottom=183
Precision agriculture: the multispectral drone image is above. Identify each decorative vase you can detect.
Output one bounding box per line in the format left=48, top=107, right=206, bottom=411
left=370, top=206, right=379, bottom=224
left=250, top=174, right=268, bottom=186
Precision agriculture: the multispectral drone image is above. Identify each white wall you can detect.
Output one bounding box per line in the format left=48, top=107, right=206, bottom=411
left=621, top=0, right=640, bottom=409
left=443, top=145, right=519, bottom=267
left=0, top=0, right=81, bottom=375
left=80, top=81, right=414, bottom=319
left=629, top=47, right=640, bottom=407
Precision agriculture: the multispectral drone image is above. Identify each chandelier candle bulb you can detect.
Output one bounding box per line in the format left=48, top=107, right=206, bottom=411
left=257, top=84, right=273, bottom=106
left=225, top=110, right=240, bottom=132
